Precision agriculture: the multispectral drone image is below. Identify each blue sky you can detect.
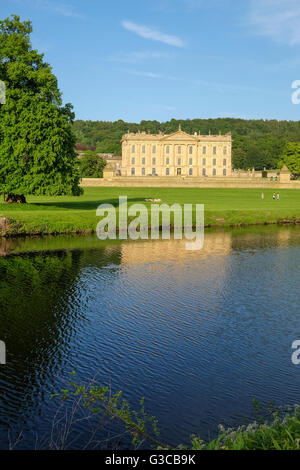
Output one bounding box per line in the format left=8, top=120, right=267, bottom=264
left=1, top=0, right=300, bottom=122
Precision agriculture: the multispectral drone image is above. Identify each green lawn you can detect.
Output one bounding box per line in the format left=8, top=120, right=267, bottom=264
left=0, top=187, right=300, bottom=236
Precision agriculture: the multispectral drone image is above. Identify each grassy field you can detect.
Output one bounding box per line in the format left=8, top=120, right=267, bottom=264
left=1, top=187, right=300, bottom=236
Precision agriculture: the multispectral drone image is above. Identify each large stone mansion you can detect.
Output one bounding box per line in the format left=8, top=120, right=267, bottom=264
left=119, top=126, right=232, bottom=178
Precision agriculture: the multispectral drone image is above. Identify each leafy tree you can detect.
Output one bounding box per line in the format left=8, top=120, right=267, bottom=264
left=244, top=143, right=266, bottom=170
left=79, top=151, right=106, bottom=177
left=0, top=15, right=82, bottom=197
left=232, top=147, right=246, bottom=169
left=279, top=142, right=300, bottom=175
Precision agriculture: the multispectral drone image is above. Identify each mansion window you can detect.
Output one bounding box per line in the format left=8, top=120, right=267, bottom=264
left=213, top=169, right=217, bottom=176
left=189, top=168, right=193, bottom=176
left=166, top=168, right=170, bottom=176
left=177, top=146, right=182, bottom=154
left=152, top=168, right=156, bottom=175
left=142, top=168, right=146, bottom=176
left=142, top=145, right=146, bottom=154
left=202, top=158, right=206, bottom=166
left=152, top=158, right=156, bottom=165
left=131, top=157, right=135, bottom=164
left=223, top=159, right=227, bottom=166
left=142, top=157, right=146, bottom=165
left=189, top=158, right=193, bottom=166
left=213, top=147, right=217, bottom=155
left=223, top=169, right=227, bottom=176
left=131, top=168, right=135, bottom=176
left=166, top=146, right=170, bottom=154
left=152, top=145, right=156, bottom=154
left=178, top=158, right=181, bottom=165
left=202, top=168, right=206, bottom=176
left=202, top=147, right=206, bottom=155
left=132, top=145, right=136, bottom=154
left=213, top=159, right=217, bottom=166
left=223, top=147, right=227, bottom=155
left=166, top=157, right=170, bottom=165
left=189, top=146, right=193, bottom=154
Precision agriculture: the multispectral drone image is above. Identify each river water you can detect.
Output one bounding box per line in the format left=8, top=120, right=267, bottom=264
left=0, top=226, right=300, bottom=449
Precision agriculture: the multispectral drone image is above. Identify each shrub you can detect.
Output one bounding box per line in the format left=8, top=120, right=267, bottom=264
left=79, top=151, right=106, bottom=178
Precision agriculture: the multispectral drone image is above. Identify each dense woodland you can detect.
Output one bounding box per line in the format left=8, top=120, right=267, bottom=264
left=73, top=118, right=300, bottom=171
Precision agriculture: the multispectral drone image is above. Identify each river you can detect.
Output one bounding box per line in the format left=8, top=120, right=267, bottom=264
left=0, top=226, right=300, bottom=449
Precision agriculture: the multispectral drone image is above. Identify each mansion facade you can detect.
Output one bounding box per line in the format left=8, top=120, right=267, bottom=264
left=120, top=127, right=232, bottom=177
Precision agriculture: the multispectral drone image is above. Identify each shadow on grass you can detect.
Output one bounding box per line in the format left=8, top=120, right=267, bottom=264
left=32, top=197, right=149, bottom=210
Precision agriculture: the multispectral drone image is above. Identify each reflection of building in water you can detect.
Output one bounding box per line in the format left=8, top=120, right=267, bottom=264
left=119, top=231, right=233, bottom=265
left=275, top=228, right=293, bottom=245
left=117, top=233, right=234, bottom=318
left=118, top=227, right=300, bottom=265
left=230, top=226, right=299, bottom=252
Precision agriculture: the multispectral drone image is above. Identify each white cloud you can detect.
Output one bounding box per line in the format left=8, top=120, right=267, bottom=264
left=150, top=0, right=230, bottom=13
left=181, top=0, right=224, bottom=10
left=131, top=51, right=174, bottom=60
left=121, top=68, right=287, bottom=96
left=8, top=0, right=83, bottom=19
left=249, top=0, right=300, bottom=45
left=121, top=21, right=185, bottom=47
left=125, top=70, right=170, bottom=79
left=107, top=50, right=174, bottom=64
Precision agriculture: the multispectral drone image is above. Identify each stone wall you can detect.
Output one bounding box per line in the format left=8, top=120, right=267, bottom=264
left=81, top=177, right=300, bottom=189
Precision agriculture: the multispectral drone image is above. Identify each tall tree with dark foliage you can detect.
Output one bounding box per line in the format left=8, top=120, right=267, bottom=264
left=0, top=15, right=82, bottom=199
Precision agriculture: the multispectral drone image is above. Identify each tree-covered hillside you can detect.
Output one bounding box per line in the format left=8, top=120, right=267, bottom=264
left=72, top=118, right=300, bottom=170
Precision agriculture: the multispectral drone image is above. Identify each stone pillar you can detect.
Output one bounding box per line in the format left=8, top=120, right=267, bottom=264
left=103, top=164, right=115, bottom=180
left=279, top=165, right=291, bottom=183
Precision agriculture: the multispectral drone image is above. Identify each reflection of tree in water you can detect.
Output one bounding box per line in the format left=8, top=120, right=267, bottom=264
left=0, top=245, right=122, bottom=448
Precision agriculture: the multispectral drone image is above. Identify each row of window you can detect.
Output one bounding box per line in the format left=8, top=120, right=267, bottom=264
left=131, top=168, right=228, bottom=176
left=131, top=157, right=228, bottom=166
left=131, top=145, right=228, bottom=155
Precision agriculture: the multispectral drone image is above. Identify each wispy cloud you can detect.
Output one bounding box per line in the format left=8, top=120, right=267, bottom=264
left=150, top=0, right=231, bottom=13
left=107, top=50, right=175, bottom=64
left=126, top=70, right=170, bottom=79
left=8, top=0, right=84, bottom=19
left=181, top=0, right=219, bottom=10
left=121, top=68, right=288, bottom=96
left=121, top=20, right=185, bottom=47
left=249, top=0, right=300, bottom=45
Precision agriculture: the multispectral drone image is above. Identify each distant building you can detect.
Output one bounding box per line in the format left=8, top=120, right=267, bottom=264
left=120, top=126, right=232, bottom=177
left=98, top=154, right=122, bottom=175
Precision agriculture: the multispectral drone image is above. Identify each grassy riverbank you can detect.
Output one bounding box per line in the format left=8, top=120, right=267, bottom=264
left=191, top=407, right=300, bottom=450
left=1, top=187, right=300, bottom=236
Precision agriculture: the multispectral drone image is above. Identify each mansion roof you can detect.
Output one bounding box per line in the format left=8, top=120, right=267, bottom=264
left=122, top=127, right=232, bottom=143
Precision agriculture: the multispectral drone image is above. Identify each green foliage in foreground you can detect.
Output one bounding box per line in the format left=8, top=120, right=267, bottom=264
left=51, top=374, right=300, bottom=450
left=51, top=372, right=163, bottom=450
left=191, top=408, right=300, bottom=450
